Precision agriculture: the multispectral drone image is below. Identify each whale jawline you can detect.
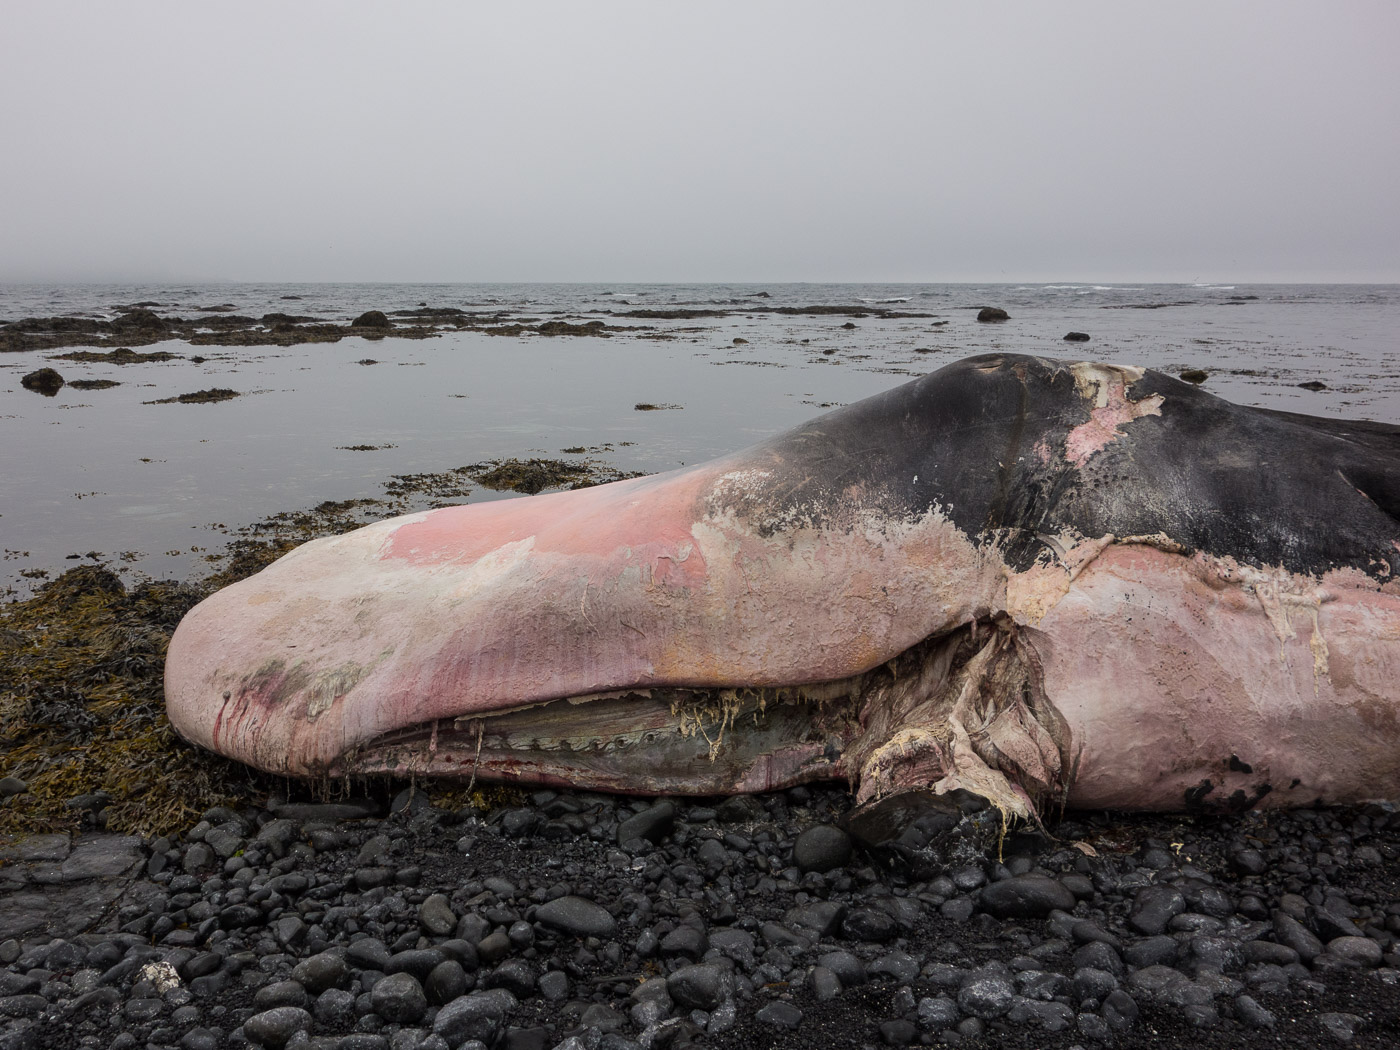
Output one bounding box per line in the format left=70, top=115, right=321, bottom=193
left=330, top=618, right=1076, bottom=820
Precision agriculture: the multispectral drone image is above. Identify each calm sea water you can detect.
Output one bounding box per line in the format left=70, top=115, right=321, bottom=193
left=2, top=282, right=1397, bottom=594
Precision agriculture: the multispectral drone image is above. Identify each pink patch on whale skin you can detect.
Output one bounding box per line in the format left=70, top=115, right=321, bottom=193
left=383, top=469, right=710, bottom=591
left=1065, top=395, right=1164, bottom=465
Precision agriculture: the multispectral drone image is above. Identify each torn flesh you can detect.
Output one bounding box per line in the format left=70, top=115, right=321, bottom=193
left=333, top=617, right=1075, bottom=823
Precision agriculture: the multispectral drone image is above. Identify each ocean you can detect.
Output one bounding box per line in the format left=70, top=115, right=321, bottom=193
left=1, top=281, right=1397, bottom=595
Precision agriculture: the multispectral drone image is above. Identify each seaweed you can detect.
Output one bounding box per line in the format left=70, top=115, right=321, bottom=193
left=466, top=458, right=644, bottom=495
left=0, top=566, right=261, bottom=836
left=145, top=388, right=240, bottom=405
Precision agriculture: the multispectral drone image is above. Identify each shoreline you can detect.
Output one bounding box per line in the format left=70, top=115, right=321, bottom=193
left=3, top=291, right=1399, bottom=1046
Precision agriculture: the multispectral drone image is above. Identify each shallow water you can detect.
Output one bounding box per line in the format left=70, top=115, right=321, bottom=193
left=2, top=282, right=1397, bottom=594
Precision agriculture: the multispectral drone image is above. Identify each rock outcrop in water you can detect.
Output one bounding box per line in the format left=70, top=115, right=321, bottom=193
left=20, top=367, right=64, bottom=395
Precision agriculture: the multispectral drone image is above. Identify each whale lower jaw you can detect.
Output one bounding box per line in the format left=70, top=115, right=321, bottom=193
left=330, top=618, right=1077, bottom=821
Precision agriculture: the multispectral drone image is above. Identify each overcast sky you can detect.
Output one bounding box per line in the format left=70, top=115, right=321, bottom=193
left=3, top=2, right=1397, bottom=284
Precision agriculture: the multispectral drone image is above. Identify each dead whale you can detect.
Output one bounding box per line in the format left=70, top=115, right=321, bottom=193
left=164, top=353, right=1400, bottom=814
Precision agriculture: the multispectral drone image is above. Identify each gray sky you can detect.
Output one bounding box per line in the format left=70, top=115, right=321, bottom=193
left=3, top=1, right=1397, bottom=284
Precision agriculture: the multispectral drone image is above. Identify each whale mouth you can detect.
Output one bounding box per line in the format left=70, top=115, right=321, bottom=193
left=332, top=618, right=1076, bottom=820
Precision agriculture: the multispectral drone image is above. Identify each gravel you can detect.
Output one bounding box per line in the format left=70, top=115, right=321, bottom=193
left=0, top=785, right=1399, bottom=1049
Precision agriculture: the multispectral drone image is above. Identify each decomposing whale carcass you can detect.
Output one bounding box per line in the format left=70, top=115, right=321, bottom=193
left=164, top=354, right=1400, bottom=815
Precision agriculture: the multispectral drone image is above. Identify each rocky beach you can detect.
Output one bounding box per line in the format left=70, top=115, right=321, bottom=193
left=3, top=284, right=1399, bottom=1048
left=1, top=774, right=1398, bottom=1050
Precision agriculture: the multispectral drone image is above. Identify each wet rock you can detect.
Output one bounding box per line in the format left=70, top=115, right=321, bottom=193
left=313, top=988, right=356, bottom=1027
left=351, top=311, right=392, bottom=329
left=20, top=368, right=64, bottom=396
left=1180, top=369, right=1209, bottom=384
left=980, top=875, right=1077, bottom=919
left=809, top=966, right=842, bottom=1001
left=1007, top=999, right=1075, bottom=1031
left=1273, top=912, right=1325, bottom=963
left=667, top=963, right=730, bottom=1011
left=817, top=950, right=866, bottom=988
left=114, top=308, right=168, bottom=330
left=617, top=802, right=675, bottom=845
left=1100, top=989, right=1139, bottom=1031
left=1128, top=885, right=1187, bottom=935
left=1230, top=848, right=1267, bottom=875
left=1319, top=1011, right=1363, bottom=1041
left=1063, top=331, right=1091, bottom=342
left=917, top=994, right=960, bottom=1031
left=861, top=950, right=914, bottom=984
left=347, top=939, right=392, bottom=971
left=957, top=970, right=1017, bottom=1019
left=715, top=795, right=764, bottom=823
left=755, top=1001, right=802, bottom=1029
left=1234, top=994, right=1276, bottom=1028
left=1324, top=936, right=1383, bottom=968
left=1072, top=966, right=1120, bottom=1002
left=371, top=972, right=427, bottom=1023
left=976, top=307, right=1009, bottom=322
left=425, top=959, right=469, bottom=1005
left=1310, top=905, right=1364, bottom=942
left=242, top=1006, right=312, bottom=1049
left=415, top=893, right=456, bottom=936
left=388, top=949, right=447, bottom=982
left=432, top=988, right=517, bottom=1045
left=253, top=980, right=307, bottom=1010
left=1127, top=965, right=1213, bottom=1009
left=841, top=907, right=898, bottom=943
left=534, top=896, right=616, bottom=938
left=791, top=825, right=851, bottom=873
left=484, top=958, right=536, bottom=997
left=784, top=900, right=846, bottom=938
left=659, top=925, right=707, bottom=960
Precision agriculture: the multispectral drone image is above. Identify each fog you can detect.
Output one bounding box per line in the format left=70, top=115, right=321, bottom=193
left=3, top=1, right=1396, bottom=283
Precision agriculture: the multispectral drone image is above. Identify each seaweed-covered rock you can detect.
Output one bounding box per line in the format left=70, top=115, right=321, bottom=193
left=351, top=310, right=392, bottom=328
left=20, top=368, right=64, bottom=395
left=146, top=388, right=240, bottom=405
left=112, top=308, right=168, bottom=330
left=976, top=307, right=1009, bottom=322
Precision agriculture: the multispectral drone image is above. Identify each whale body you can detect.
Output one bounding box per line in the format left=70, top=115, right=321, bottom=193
left=164, top=354, right=1400, bottom=814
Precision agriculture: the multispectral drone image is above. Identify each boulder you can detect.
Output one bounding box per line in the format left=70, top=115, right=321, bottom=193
left=20, top=368, right=64, bottom=395
left=351, top=310, right=391, bottom=328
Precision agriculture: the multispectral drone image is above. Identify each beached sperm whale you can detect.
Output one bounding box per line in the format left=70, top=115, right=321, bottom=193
left=164, top=353, right=1400, bottom=814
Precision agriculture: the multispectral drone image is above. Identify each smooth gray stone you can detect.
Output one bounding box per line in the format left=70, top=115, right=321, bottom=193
left=666, top=963, right=730, bottom=1011
left=791, top=825, right=851, bottom=874
left=431, top=989, right=517, bottom=1046
left=370, top=972, right=426, bottom=1024
left=980, top=875, right=1076, bottom=920
left=534, top=896, right=616, bottom=938
left=754, top=1002, right=802, bottom=1029
left=957, top=972, right=1016, bottom=1020
left=418, top=894, right=457, bottom=937
left=242, top=1007, right=312, bottom=1049
left=809, top=966, right=842, bottom=1002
